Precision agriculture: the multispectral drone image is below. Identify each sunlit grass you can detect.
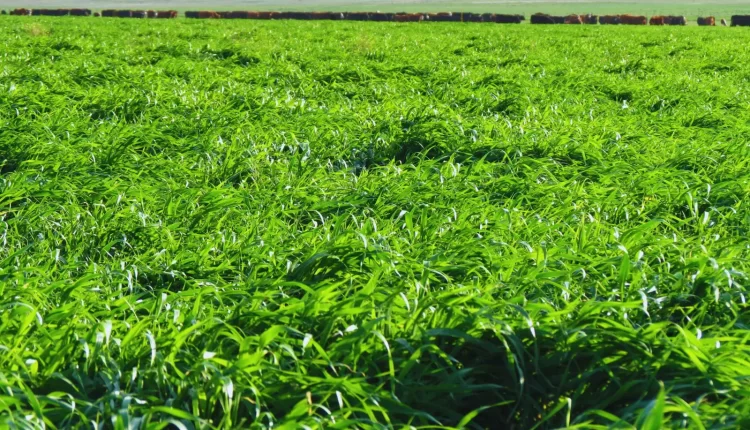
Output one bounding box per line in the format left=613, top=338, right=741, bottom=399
left=0, top=17, right=749, bottom=429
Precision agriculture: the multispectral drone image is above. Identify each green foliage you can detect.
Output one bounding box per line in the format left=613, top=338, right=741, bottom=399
left=1, top=17, right=750, bottom=429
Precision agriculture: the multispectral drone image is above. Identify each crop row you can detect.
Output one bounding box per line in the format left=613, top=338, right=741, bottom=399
left=4, top=9, right=750, bottom=26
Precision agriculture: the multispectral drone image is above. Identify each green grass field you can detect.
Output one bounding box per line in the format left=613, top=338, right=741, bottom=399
left=3, top=1, right=750, bottom=19
left=1, top=16, right=750, bottom=429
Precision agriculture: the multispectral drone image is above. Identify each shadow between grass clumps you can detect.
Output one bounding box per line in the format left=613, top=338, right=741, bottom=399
left=0, top=159, right=18, bottom=175
left=342, top=102, right=524, bottom=171
left=85, top=98, right=149, bottom=123
left=347, top=312, right=744, bottom=428
left=601, top=88, right=634, bottom=103
left=201, top=46, right=261, bottom=67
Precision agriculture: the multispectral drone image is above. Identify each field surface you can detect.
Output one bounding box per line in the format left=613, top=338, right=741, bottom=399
left=3, top=1, right=750, bottom=19
left=1, top=16, right=750, bottom=429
